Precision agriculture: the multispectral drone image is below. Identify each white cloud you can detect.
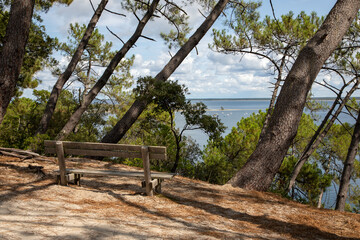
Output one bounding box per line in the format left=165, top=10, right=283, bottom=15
left=34, top=0, right=352, bottom=100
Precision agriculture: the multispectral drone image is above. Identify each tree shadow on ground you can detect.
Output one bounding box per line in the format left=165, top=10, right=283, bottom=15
left=0, top=178, right=55, bottom=203
left=167, top=178, right=295, bottom=207
left=162, top=189, right=359, bottom=240
left=78, top=178, right=145, bottom=196
left=0, top=162, right=55, bottom=203
left=105, top=190, right=267, bottom=239
left=1, top=218, right=166, bottom=239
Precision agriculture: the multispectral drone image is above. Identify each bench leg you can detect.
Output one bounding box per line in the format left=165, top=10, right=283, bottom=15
left=155, top=181, right=162, bottom=194
left=74, top=174, right=81, bottom=186
left=142, top=179, right=163, bottom=194
left=56, top=173, right=82, bottom=186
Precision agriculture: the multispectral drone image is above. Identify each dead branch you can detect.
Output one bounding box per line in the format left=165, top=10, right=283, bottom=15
left=104, top=8, right=126, bottom=17
left=164, top=0, right=188, bottom=15
left=89, top=0, right=96, bottom=12
left=0, top=151, right=29, bottom=159
left=133, top=9, right=141, bottom=22
left=106, top=26, right=125, bottom=45
left=0, top=147, right=40, bottom=158
left=198, top=9, right=206, bottom=18
left=140, top=35, right=156, bottom=41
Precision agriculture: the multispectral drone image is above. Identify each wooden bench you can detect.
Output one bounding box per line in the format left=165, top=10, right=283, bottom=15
left=44, top=140, right=175, bottom=196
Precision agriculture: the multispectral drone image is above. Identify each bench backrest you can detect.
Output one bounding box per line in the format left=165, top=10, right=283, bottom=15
left=44, top=140, right=167, bottom=160
left=44, top=140, right=167, bottom=196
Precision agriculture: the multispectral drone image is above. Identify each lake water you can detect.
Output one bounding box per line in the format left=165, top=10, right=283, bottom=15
left=175, top=98, right=358, bottom=209
left=176, top=98, right=356, bottom=148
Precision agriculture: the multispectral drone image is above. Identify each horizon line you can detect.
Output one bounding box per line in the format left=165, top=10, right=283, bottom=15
left=187, top=97, right=360, bottom=100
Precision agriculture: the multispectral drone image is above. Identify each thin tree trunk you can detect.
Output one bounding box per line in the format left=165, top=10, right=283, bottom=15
left=317, top=189, right=324, bottom=208
left=227, top=0, right=360, bottom=191
left=318, top=157, right=331, bottom=208
left=35, top=0, right=108, bottom=134
left=171, top=143, right=181, bottom=173
left=335, top=109, right=360, bottom=211
left=0, top=0, right=35, bottom=124
left=259, top=49, right=288, bottom=141
left=101, top=0, right=230, bottom=144
left=287, top=79, right=359, bottom=191
left=56, top=0, right=160, bottom=140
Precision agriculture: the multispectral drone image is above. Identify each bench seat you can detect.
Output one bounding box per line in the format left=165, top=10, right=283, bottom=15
left=55, top=169, right=175, bottom=179
left=45, top=140, right=173, bottom=196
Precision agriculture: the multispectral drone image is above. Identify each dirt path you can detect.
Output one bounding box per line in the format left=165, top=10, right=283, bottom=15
left=0, top=156, right=359, bottom=239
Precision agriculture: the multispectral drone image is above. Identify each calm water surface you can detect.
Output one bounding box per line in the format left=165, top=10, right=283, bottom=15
left=175, top=99, right=358, bottom=209
left=176, top=99, right=356, bottom=147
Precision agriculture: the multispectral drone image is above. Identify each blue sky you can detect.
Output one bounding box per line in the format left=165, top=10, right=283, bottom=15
left=32, top=0, right=343, bottom=99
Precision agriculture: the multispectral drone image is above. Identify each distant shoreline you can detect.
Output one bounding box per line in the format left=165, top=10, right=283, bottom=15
left=188, top=98, right=271, bottom=101
left=188, top=97, right=360, bottom=101
left=206, top=109, right=261, bottom=111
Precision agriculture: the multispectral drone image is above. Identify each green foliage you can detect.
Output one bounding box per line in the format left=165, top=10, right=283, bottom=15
left=201, top=110, right=335, bottom=207
left=325, top=123, right=352, bottom=163
left=346, top=185, right=360, bottom=213
left=35, top=0, right=73, bottom=12
left=0, top=0, right=73, bottom=12
left=345, top=97, right=360, bottom=116
left=0, top=5, right=59, bottom=96
left=211, top=4, right=323, bottom=79
left=0, top=97, right=43, bottom=149
left=330, top=12, right=360, bottom=73
left=198, top=143, right=233, bottom=184
left=0, top=90, right=107, bottom=151
left=56, top=23, right=134, bottom=104
left=291, top=113, right=318, bottom=156
left=134, top=77, right=225, bottom=144
left=274, top=156, right=333, bottom=206
left=201, top=110, right=265, bottom=184
left=59, top=23, right=112, bottom=64
left=156, top=3, right=190, bottom=50
left=305, top=92, right=329, bottom=121
left=133, top=77, right=225, bottom=173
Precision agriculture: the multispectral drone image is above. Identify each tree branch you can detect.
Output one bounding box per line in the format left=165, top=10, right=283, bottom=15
left=104, top=8, right=126, bottom=17
left=106, top=26, right=125, bottom=45
left=140, top=35, right=156, bottom=41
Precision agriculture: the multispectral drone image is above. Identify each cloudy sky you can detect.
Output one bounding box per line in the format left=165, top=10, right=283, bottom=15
left=33, top=0, right=341, bottom=99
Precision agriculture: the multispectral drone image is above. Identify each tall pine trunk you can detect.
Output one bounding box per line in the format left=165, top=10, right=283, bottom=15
left=227, top=0, right=360, bottom=191
left=56, top=0, right=160, bottom=141
left=101, top=0, right=229, bottom=143
left=35, top=0, right=108, bottom=135
left=335, top=109, right=360, bottom=211
left=0, top=0, right=35, bottom=124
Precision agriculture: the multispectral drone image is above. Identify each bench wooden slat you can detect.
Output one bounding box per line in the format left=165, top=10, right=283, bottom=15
left=55, top=169, right=175, bottom=179
left=44, top=140, right=166, bottom=154
left=44, top=147, right=166, bottom=160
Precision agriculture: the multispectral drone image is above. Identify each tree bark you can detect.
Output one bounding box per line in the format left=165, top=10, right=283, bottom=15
left=227, top=0, right=360, bottom=191
left=0, top=0, right=35, bottom=124
left=56, top=0, right=160, bottom=140
left=335, top=108, right=360, bottom=211
left=259, top=49, right=288, bottom=142
left=317, top=189, right=324, bottom=208
left=287, top=79, right=359, bottom=192
left=101, top=0, right=230, bottom=144
left=35, top=0, right=109, bottom=135
left=171, top=143, right=181, bottom=173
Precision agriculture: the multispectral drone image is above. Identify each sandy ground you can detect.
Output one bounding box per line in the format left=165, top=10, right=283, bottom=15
left=1, top=155, right=360, bottom=240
